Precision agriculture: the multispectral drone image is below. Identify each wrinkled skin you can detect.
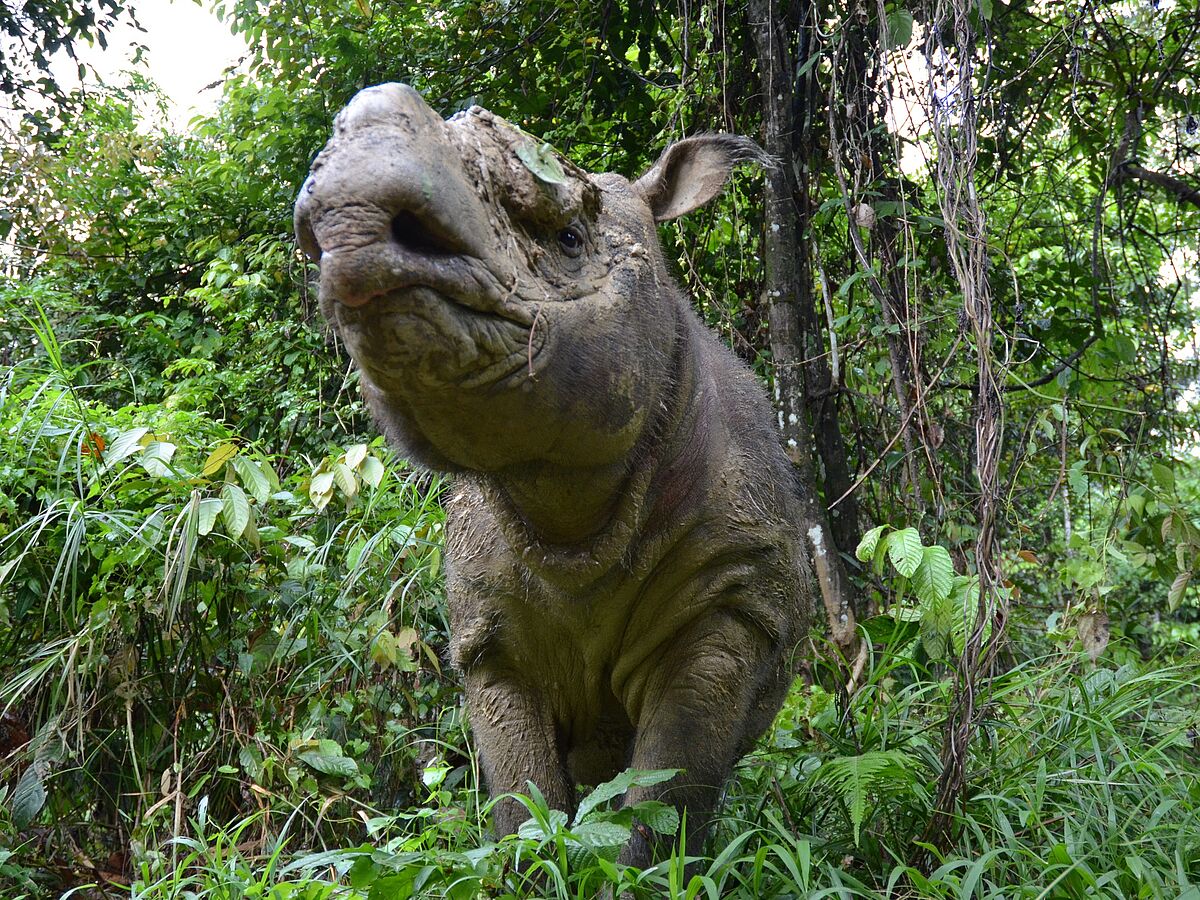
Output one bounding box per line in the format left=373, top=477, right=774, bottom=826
left=295, top=83, right=814, bottom=867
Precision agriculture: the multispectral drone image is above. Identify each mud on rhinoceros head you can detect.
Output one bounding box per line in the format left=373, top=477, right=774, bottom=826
left=295, top=83, right=765, bottom=474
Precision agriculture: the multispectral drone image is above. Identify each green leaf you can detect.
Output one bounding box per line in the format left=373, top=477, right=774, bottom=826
left=197, top=497, right=223, bottom=536
left=1152, top=462, right=1175, bottom=492
left=887, top=527, right=924, bottom=578
left=367, top=873, right=416, bottom=900
left=818, top=750, right=911, bottom=846
left=574, top=769, right=679, bottom=825
left=299, top=749, right=359, bottom=779
left=359, top=455, right=385, bottom=489
left=349, top=855, right=380, bottom=891
left=856, top=525, right=888, bottom=562
left=977, top=0, right=992, bottom=20
left=233, top=455, right=271, bottom=505
left=912, top=545, right=954, bottom=602
left=631, top=800, right=680, bottom=836
left=570, top=820, right=631, bottom=848
left=11, top=761, right=47, bottom=828
left=518, top=809, right=569, bottom=840
left=516, top=140, right=568, bottom=185
left=884, top=9, right=914, bottom=49
left=1168, top=570, right=1190, bottom=611
left=920, top=590, right=956, bottom=659
left=140, top=441, right=176, bottom=477
left=102, top=427, right=150, bottom=470
left=221, top=482, right=251, bottom=539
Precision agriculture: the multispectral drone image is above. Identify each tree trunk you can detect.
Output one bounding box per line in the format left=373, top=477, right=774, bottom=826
left=750, top=0, right=858, bottom=648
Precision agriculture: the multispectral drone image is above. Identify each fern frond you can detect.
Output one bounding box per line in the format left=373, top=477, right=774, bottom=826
left=818, top=749, right=913, bottom=846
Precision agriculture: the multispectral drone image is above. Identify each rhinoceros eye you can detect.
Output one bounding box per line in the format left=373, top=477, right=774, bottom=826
left=557, top=225, right=584, bottom=257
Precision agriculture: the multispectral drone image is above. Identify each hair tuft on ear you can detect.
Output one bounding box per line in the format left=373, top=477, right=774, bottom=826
left=633, top=134, right=773, bottom=222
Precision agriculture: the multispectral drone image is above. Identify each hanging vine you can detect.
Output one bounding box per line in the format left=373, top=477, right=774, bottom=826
left=922, top=0, right=1008, bottom=847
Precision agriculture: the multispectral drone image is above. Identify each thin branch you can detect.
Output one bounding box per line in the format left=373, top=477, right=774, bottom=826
left=1118, top=163, right=1200, bottom=209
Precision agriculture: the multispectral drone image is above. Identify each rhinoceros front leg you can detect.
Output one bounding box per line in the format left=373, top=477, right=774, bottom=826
left=464, top=670, right=573, bottom=837
left=617, top=609, right=789, bottom=870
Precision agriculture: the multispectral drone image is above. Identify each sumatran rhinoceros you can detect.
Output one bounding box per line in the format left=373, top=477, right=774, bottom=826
left=294, top=83, right=814, bottom=867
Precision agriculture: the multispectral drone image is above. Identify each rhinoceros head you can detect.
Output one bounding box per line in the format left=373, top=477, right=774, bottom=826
left=295, top=83, right=764, bottom=475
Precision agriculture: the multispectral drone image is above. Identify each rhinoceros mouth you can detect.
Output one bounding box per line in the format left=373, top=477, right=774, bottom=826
left=333, top=284, right=545, bottom=390
left=316, top=233, right=534, bottom=328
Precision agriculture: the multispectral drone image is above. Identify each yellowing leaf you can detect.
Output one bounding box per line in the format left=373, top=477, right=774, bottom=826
left=332, top=461, right=358, bottom=498
left=395, top=626, right=419, bottom=658
left=309, top=470, right=335, bottom=511
left=344, top=443, right=368, bottom=469
left=370, top=630, right=398, bottom=668
left=203, top=443, right=238, bottom=477
left=359, top=455, right=385, bottom=489
left=1077, top=609, right=1110, bottom=661
left=1169, top=570, right=1191, bottom=611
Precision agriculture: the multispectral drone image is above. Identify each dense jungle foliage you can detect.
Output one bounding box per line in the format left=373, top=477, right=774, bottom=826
left=1, top=0, right=1199, bottom=896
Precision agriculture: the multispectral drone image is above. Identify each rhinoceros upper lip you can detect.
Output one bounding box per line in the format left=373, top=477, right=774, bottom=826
left=319, top=241, right=532, bottom=327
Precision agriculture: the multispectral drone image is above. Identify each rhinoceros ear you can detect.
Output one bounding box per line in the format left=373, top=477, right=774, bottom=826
left=633, top=134, right=770, bottom=222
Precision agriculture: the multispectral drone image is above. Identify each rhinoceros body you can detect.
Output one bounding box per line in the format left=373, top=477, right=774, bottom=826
left=295, top=83, right=814, bottom=866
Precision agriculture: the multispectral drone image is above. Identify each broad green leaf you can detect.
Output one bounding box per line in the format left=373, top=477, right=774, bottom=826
left=856, top=525, right=888, bottom=562
left=348, top=855, right=380, bottom=891
left=516, top=140, right=568, bottom=185
left=11, top=761, right=47, bottom=828
left=221, top=482, right=251, bottom=539
left=920, top=590, right=955, bottom=659
left=884, top=9, right=914, bottom=49
left=299, top=750, right=359, bottom=778
left=233, top=455, right=271, bottom=505
left=1152, top=462, right=1175, bottom=492
left=571, top=820, right=631, bottom=848
left=197, top=497, right=223, bottom=536
left=203, top=442, right=238, bottom=477
left=359, top=455, right=385, bottom=489
left=887, top=527, right=924, bottom=578
left=631, top=800, right=680, bottom=835
left=1168, top=570, right=1190, bottom=611
left=574, top=769, right=679, bottom=825
left=141, top=441, right=177, bottom=477
left=518, top=810, right=569, bottom=840
left=912, top=545, right=955, bottom=602
left=102, top=427, right=150, bottom=469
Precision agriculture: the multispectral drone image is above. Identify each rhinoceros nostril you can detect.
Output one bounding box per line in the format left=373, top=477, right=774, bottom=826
left=391, top=210, right=457, bottom=257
